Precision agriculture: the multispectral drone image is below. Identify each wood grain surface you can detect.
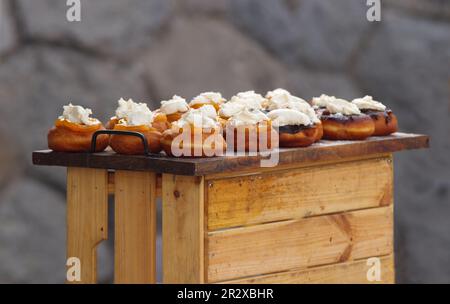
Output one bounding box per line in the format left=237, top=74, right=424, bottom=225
left=66, top=168, right=108, bottom=284
left=220, top=255, right=394, bottom=284
left=114, top=171, right=157, bottom=283
left=207, top=156, right=393, bottom=230
left=206, top=206, right=393, bottom=282
left=162, top=174, right=205, bottom=283
left=33, top=133, right=428, bottom=176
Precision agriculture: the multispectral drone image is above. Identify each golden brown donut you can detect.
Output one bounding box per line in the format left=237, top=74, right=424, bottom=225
left=48, top=119, right=109, bottom=153
left=105, top=117, right=119, bottom=130
left=320, top=112, right=375, bottom=140
left=161, top=127, right=226, bottom=157
left=165, top=112, right=185, bottom=123
left=190, top=102, right=220, bottom=112
left=314, top=121, right=324, bottom=142
left=151, top=112, right=171, bottom=133
left=361, top=109, right=398, bottom=136
left=107, top=112, right=170, bottom=133
left=224, top=122, right=276, bottom=152
left=110, top=124, right=162, bottom=155
left=277, top=124, right=320, bottom=148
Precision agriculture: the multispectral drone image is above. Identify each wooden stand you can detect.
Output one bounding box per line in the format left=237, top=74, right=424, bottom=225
left=33, top=133, right=428, bottom=284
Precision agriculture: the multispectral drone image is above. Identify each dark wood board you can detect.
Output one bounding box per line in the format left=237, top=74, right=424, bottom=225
left=32, top=132, right=429, bottom=176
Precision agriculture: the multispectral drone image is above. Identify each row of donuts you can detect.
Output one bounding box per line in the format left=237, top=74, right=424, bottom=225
left=47, top=89, right=398, bottom=156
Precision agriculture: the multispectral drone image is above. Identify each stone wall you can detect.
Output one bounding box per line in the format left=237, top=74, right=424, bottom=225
left=0, top=0, right=449, bottom=283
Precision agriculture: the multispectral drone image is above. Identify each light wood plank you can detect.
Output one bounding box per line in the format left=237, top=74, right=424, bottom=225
left=114, top=171, right=157, bottom=284
left=67, top=167, right=108, bottom=284
left=207, top=157, right=393, bottom=230
left=221, top=255, right=394, bottom=284
left=108, top=171, right=162, bottom=197
left=207, top=206, right=393, bottom=282
left=162, top=174, right=205, bottom=283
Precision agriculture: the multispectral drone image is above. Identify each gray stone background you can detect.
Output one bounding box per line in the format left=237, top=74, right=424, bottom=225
left=0, top=0, right=449, bottom=283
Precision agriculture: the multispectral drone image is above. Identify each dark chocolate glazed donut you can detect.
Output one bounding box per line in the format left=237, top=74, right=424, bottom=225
left=277, top=123, right=319, bottom=147
left=320, top=112, right=375, bottom=140
left=361, top=109, right=398, bottom=136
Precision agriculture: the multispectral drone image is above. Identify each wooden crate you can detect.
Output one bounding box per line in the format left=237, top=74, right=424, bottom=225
left=32, top=133, right=428, bottom=284
left=205, top=156, right=394, bottom=283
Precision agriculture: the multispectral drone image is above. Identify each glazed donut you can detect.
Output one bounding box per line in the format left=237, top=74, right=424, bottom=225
left=161, top=127, right=226, bottom=157
left=48, top=119, right=109, bottom=153
left=150, top=112, right=171, bottom=133
left=315, top=121, right=324, bottom=142
left=190, top=92, right=225, bottom=112
left=105, top=117, right=119, bottom=130
left=277, top=124, right=319, bottom=147
left=361, top=109, right=398, bottom=136
left=160, top=95, right=190, bottom=123
left=320, top=112, right=375, bottom=140
left=264, top=90, right=323, bottom=143
left=110, top=124, right=162, bottom=155
left=164, top=112, right=182, bottom=123
left=224, top=122, right=276, bottom=152
left=351, top=96, right=398, bottom=136
left=267, top=109, right=319, bottom=148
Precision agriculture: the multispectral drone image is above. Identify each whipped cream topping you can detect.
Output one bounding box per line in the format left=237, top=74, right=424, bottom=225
left=190, top=92, right=226, bottom=106
left=352, top=95, right=386, bottom=111
left=326, top=98, right=361, bottom=116
left=160, top=95, right=190, bottom=115
left=218, top=101, right=246, bottom=118
left=115, top=98, right=154, bottom=126
left=311, top=94, right=337, bottom=108
left=173, top=108, right=220, bottom=130
left=264, top=89, right=319, bottom=123
left=266, top=88, right=291, bottom=100
left=234, top=91, right=266, bottom=108
left=267, top=109, right=312, bottom=127
left=219, top=91, right=265, bottom=117
left=289, top=103, right=320, bottom=123
left=60, top=103, right=99, bottom=126
left=227, top=108, right=269, bottom=127
left=197, top=104, right=217, bottom=119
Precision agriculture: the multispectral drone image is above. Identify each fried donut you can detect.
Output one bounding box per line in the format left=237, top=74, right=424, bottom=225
left=190, top=92, right=226, bottom=112
left=110, top=124, right=162, bottom=155
left=224, top=122, right=276, bottom=152
left=150, top=112, right=171, bottom=133
left=277, top=124, right=319, bottom=147
left=48, top=119, right=109, bottom=153
left=105, top=117, right=119, bottom=130
left=320, top=112, right=375, bottom=140
left=161, top=127, right=226, bottom=157
left=315, top=121, right=324, bottom=142
left=361, top=109, right=398, bottom=136
left=160, top=95, right=190, bottom=123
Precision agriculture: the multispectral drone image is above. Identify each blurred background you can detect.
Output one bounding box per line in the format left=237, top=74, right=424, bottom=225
left=0, top=0, right=449, bottom=283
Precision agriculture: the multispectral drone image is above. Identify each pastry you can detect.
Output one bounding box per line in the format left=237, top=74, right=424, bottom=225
left=311, top=94, right=337, bottom=117
left=48, top=104, right=109, bottom=153
left=352, top=96, right=398, bottom=136
left=189, top=92, right=226, bottom=112
left=109, top=100, right=162, bottom=155
left=224, top=108, right=275, bottom=152
left=319, top=98, right=375, bottom=140
left=267, top=109, right=319, bottom=148
left=218, top=91, right=266, bottom=128
left=159, top=95, right=190, bottom=123
left=107, top=98, right=169, bottom=133
left=265, top=89, right=323, bottom=142
left=161, top=108, right=226, bottom=157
